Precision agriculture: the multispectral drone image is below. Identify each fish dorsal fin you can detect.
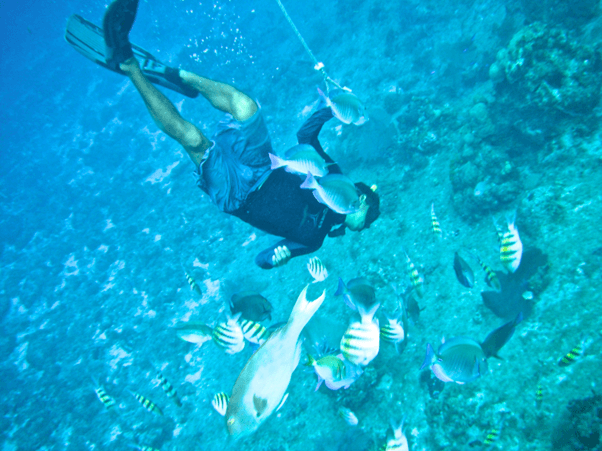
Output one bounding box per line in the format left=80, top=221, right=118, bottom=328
left=253, top=395, right=268, bottom=417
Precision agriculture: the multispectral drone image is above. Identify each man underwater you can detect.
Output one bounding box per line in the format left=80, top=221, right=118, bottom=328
left=69, top=0, right=380, bottom=269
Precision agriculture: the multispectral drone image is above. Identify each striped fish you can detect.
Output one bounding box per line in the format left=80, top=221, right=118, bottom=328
left=498, top=215, right=522, bottom=273
left=340, top=303, right=380, bottom=366
left=386, top=418, right=408, bottom=451
left=184, top=270, right=202, bottom=296
left=307, top=256, right=328, bottom=282
left=130, top=391, right=163, bottom=416
left=212, top=312, right=245, bottom=355
left=239, top=318, right=269, bottom=346
left=338, top=407, right=358, bottom=426
left=473, top=253, right=502, bottom=292
left=156, top=371, right=182, bottom=407
left=558, top=342, right=584, bottom=367
left=402, top=248, right=424, bottom=298
left=212, top=392, right=229, bottom=416
left=94, top=385, right=116, bottom=410
left=128, top=445, right=161, bottom=451
left=380, top=313, right=406, bottom=354
left=535, top=383, right=543, bottom=409
left=430, top=203, right=442, bottom=239
left=483, top=426, right=500, bottom=446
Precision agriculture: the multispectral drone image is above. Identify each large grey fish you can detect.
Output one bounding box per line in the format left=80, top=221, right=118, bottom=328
left=300, top=173, right=360, bottom=215
left=335, top=277, right=376, bottom=312
left=225, top=285, right=325, bottom=439
left=318, top=87, right=368, bottom=126
left=269, top=144, right=332, bottom=177
left=421, top=337, right=488, bottom=384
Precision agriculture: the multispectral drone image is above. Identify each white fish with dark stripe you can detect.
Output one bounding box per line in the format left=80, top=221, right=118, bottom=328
left=212, top=312, right=245, bottom=355
left=340, top=302, right=380, bottom=366
left=300, top=173, right=360, bottom=215
left=269, top=144, right=332, bottom=177
left=212, top=392, right=229, bottom=416
left=239, top=318, right=270, bottom=346
left=307, top=256, right=328, bottom=282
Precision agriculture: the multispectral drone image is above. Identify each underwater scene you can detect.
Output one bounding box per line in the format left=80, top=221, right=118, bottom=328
left=1, top=0, right=601, bottom=449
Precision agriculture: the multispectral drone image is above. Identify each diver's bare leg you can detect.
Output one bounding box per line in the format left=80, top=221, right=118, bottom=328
left=120, top=58, right=210, bottom=167
left=179, top=70, right=258, bottom=121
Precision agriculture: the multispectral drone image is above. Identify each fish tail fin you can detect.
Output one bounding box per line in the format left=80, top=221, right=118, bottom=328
left=334, top=277, right=346, bottom=297
left=300, top=172, right=318, bottom=190
left=305, top=354, right=316, bottom=367
left=357, top=301, right=380, bottom=324
left=420, top=343, right=435, bottom=370
left=269, top=153, right=284, bottom=170
left=289, top=285, right=325, bottom=333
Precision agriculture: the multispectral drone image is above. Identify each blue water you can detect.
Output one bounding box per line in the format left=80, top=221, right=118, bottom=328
left=2, top=0, right=601, bottom=450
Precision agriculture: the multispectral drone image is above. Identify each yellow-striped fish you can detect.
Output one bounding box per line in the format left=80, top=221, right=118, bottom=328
left=184, top=270, right=202, bottom=296
left=386, top=418, right=408, bottom=451
left=212, top=392, right=229, bottom=416
left=473, top=253, right=502, bottom=292
left=128, top=445, right=161, bottom=451
left=535, top=383, right=543, bottom=409
left=430, top=203, right=442, bottom=239
left=498, top=214, right=522, bottom=273
left=380, top=312, right=406, bottom=354
left=94, top=385, right=116, bottom=410
left=402, top=248, right=424, bottom=298
left=340, top=302, right=380, bottom=366
left=156, top=371, right=182, bottom=407
left=130, top=391, right=163, bottom=416
left=483, top=425, right=500, bottom=446
left=212, top=312, right=245, bottom=355
left=239, top=318, right=270, bottom=346
left=338, top=407, right=359, bottom=426
left=558, top=341, right=584, bottom=367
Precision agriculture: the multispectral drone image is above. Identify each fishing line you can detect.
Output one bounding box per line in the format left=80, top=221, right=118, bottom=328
left=273, top=0, right=348, bottom=93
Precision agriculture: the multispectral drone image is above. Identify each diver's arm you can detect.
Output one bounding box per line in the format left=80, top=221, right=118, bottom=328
left=296, top=108, right=342, bottom=173
left=255, top=239, right=321, bottom=269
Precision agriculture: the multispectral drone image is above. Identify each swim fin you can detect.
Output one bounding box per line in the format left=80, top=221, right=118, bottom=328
left=65, top=14, right=198, bottom=99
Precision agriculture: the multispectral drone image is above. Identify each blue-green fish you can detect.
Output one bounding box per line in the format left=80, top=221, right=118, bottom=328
left=300, top=173, right=360, bottom=215
left=175, top=322, right=213, bottom=346
left=307, top=354, right=346, bottom=391
left=318, top=87, right=368, bottom=125
left=421, top=337, right=488, bottom=384
left=269, top=144, right=332, bottom=177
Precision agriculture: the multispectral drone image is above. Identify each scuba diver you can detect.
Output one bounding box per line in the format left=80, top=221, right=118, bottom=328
left=66, top=0, right=380, bottom=269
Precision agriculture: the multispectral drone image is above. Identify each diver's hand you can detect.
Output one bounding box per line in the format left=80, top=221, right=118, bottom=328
left=272, top=246, right=291, bottom=267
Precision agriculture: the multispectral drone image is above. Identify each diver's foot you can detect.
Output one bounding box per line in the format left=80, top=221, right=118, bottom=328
left=119, top=56, right=140, bottom=74
left=103, top=0, right=139, bottom=70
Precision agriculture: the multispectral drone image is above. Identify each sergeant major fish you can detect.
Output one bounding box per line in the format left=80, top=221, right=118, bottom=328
left=498, top=213, right=523, bottom=273
left=300, top=173, right=360, bottom=215
left=225, top=285, right=325, bottom=439
left=212, top=312, right=245, bottom=355
left=307, top=256, right=328, bottom=282
left=129, top=391, right=163, bottom=416
left=380, top=311, right=407, bottom=354
left=340, top=302, right=380, bottom=366
left=431, top=203, right=442, bottom=239
left=402, top=248, right=424, bottom=298
left=156, top=371, right=182, bottom=407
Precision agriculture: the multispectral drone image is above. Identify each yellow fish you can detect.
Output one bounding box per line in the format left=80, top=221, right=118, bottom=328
left=225, top=285, right=325, bottom=439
